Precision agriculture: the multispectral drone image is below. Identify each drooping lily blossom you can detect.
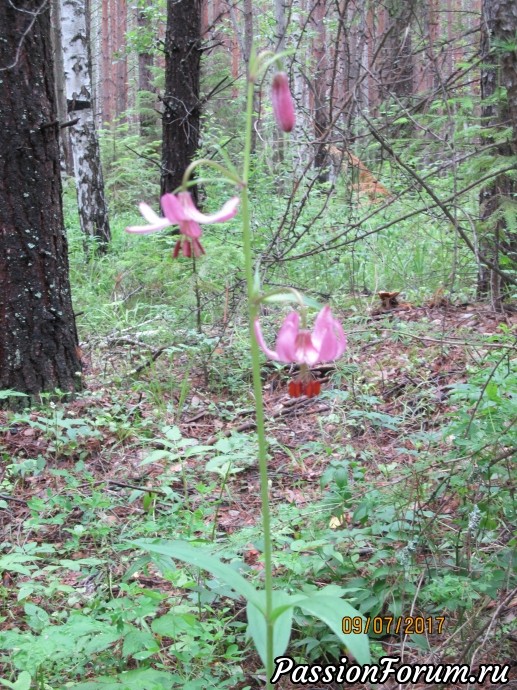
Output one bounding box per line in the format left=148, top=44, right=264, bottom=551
left=254, top=306, right=346, bottom=397
left=271, top=72, right=295, bottom=133
left=126, top=191, right=240, bottom=258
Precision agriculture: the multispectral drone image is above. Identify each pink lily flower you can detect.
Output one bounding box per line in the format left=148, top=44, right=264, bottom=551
left=254, top=306, right=346, bottom=397
left=271, top=72, right=296, bottom=133
left=126, top=191, right=240, bottom=258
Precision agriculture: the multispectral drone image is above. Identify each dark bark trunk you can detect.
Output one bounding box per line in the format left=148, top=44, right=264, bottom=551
left=312, top=0, right=330, bottom=176
left=478, top=0, right=517, bottom=306
left=378, top=0, right=415, bottom=101
left=161, top=0, right=202, bottom=197
left=137, top=2, right=156, bottom=136
left=0, top=0, right=82, bottom=401
left=115, top=0, right=128, bottom=119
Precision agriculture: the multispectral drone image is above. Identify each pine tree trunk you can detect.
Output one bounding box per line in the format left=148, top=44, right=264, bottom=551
left=137, top=1, right=156, bottom=136
left=275, top=0, right=286, bottom=51
left=0, top=0, right=82, bottom=401
left=478, top=0, right=517, bottom=307
left=114, top=0, right=128, bottom=118
left=61, top=0, right=111, bottom=252
left=312, top=0, right=330, bottom=174
left=378, top=0, right=415, bottom=101
left=161, top=0, right=202, bottom=196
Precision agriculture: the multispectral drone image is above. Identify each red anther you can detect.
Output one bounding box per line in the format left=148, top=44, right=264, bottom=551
left=193, top=238, right=205, bottom=256
left=305, top=380, right=321, bottom=398
left=288, top=380, right=303, bottom=397
left=173, top=240, right=181, bottom=258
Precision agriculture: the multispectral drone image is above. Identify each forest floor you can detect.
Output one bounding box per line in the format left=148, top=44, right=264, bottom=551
left=1, top=299, right=516, bottom=689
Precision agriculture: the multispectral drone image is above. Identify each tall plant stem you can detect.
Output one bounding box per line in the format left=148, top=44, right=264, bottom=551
left=241, top=75, right=274, bottom=689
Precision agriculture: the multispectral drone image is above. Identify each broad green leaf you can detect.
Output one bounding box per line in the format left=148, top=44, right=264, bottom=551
left=296, top=595, right=370, bottom=664
left=140, top=449, right=173, bottom=465
left=122, top=629, right=158, bottom=658
left=72, top=668, right=176, bottom=690
left=0, top=390, right=28, bottom=400
left=0, top=671, right=31, bottom=690
left=131, top=539, right=261, bottom=609
left=246, top=591, right=294, bottom=666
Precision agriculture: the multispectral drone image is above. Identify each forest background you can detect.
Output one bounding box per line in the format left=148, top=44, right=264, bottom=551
left=0, top=0, right=516, bottom=688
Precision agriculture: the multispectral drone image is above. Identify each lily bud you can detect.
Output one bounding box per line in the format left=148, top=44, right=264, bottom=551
left=271, top=72, right=295, bottom=133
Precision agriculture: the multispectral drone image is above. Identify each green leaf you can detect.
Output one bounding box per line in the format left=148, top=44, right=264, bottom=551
left=0, top=671, right=31, bottom=690
left=122, top=629, right=158, bottom=658
left=72, top=668, right=176, bottom=690
left=24, top=603, right=49, bottom=632
left=140, top=449, right=173, bottom=465
left=409, top=633, right=431, bottom=651
left=261, top=291, right=301, bottom=305
left=296, top=595, right=370, bottom=664
left=131, top=539, right=261, bottom=609
left=260, top=290, right=322, bottom=310
left=0, top=390, right=28, bottom=400
left=246, top=591, right=294, bottom=666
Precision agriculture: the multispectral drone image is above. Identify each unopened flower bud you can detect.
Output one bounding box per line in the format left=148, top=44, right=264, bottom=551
left=271, top=72, right=295, bottom=133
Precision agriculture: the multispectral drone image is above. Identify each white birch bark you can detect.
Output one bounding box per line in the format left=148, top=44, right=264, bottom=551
left=60, top=0, right=110, bottom=250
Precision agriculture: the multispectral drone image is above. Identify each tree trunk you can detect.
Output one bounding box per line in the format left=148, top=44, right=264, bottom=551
left=114, top=0, right=128, bottom=119
left=0, top=0, right=82, bottom=401
left=50, top=0, right=74, bottom=174
left=312, top=0, right=330, bottom=174
left=275, top=0, right=286, bottom=51
left=137, top=1, right=156, bottom=136
left=161, top=0, right=202, bottom=197
left=101, top=0, right=115, bottom=123
left=61, top=0, right=111, bottom=252
left=478, top=0, right=517, bottom=307
left=378, top=0, right=415, bottom=101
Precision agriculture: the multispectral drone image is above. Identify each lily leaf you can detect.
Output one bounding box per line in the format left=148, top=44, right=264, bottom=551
left=131, top=539, right=262, bottom=610
left=296, top=595, right=370, bottom=664
left=247, top=591, right=294, bottom=666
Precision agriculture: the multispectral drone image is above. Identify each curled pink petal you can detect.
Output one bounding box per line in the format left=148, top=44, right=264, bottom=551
left=179, top=192, right=240, bottom=224
left=161, top=194, right=187, bottom=223
left=254, top=319, right=281, bottom=361
left=274, top=312, right=299, bottom=362
left=126, top=202, right=171, bottom=234
left=139, top=202, right=166, bottom=224
left=255, top=306, right=346, bottom=366
left=126, top=220, right=171, bottom=234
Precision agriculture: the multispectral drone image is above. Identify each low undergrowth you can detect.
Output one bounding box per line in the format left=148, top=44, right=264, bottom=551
left=1, top=239, right=515, bottom=688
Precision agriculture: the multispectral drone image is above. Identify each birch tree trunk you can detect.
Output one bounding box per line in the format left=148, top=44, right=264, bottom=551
left=61, top=0, right=111, bottom=251
left=50, top=0, right=74, bottom=174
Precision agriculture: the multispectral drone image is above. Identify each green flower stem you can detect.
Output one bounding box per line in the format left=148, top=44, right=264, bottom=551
left=241, top=75, right=274, bottom=689
left=180, top=159, right=242, bottom=190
